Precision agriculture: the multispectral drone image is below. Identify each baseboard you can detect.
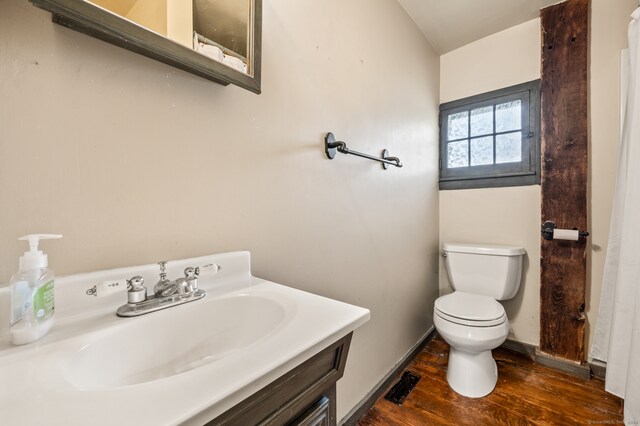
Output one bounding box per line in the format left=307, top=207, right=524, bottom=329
left=590, top=359, right=607, bottom=380
left=500, top=339, right=599, bottom=381
left=501, top=338, right=536, bottom=361
left=340, top=326, right=437, bottom=426
left=534, top=349, right=591, bottom=380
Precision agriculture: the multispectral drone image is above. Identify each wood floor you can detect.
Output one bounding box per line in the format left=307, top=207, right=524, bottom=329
left=358, top=336, right=623, bottom=426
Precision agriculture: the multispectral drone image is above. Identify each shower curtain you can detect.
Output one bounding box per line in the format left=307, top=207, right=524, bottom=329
left=590, top=7, right=640, bottom=422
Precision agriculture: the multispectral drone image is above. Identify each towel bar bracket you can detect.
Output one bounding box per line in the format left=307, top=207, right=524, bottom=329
left=381, top=150, right=390, bottom=170
left=324, top=132, right=339, bottom=159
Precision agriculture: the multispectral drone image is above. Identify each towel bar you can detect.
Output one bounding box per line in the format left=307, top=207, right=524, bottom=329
left=324, top=132, right=402, bottom=169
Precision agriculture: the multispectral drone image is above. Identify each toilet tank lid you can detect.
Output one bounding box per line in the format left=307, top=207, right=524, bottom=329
left=443, top=243, right=526, bottom=256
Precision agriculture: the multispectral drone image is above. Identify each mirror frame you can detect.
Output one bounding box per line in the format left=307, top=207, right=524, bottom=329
left=30, top=0, right=262, bottom=94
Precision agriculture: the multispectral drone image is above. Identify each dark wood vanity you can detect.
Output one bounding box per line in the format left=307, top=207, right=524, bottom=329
left=206, top=333, right=352, bottom=426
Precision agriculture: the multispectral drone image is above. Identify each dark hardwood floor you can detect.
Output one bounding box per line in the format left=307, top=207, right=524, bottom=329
left=358, top=336, right=623, bottom=425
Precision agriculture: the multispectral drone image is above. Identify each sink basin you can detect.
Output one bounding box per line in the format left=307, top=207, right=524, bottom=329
left=0, top=251, right=369, bottom=426
left=64, top=294, right=286, bottom=389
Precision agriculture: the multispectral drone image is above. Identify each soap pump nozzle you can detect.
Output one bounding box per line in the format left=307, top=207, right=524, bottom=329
left=18, top=234, right=62, bottom=271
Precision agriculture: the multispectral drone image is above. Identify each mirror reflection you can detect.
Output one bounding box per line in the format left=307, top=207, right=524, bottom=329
left=87, top=0, right=252, bottom=75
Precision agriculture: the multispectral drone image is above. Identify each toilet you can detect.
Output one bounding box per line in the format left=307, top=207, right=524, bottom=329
left=434, top=243, right=525, bottom=398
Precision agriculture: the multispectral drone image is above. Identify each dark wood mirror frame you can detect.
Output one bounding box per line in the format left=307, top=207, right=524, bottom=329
left=30, top=0, right=262, bottom=94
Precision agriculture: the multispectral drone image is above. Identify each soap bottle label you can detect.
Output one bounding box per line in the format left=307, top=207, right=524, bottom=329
left=33, top=280, right=54, bottom=322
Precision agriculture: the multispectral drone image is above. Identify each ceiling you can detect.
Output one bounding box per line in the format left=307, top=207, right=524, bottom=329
left=397, top=0, right=564, bottom=54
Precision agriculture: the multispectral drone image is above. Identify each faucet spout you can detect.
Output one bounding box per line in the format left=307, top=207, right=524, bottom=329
left=153, top=261, right=174, bottom=297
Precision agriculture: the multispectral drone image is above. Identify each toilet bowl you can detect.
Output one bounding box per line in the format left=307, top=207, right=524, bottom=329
left=434, top=292, right=509, bottom=397
left=434, top=243, right=525, bottom=398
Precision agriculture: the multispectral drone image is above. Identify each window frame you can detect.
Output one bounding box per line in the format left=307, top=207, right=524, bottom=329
left=439, top=80, right=541, bottom=190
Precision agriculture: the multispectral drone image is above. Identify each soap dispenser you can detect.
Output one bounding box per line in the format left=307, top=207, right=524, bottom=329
left=9, top=234, right=62, bottom=345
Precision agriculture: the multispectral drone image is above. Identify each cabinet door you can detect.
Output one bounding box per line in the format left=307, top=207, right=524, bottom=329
left=290, top=397, right=330, bottom=426
left=208, top=334, right=350, bottom=426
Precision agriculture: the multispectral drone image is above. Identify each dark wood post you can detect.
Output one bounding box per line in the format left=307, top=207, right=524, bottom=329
left=539, top=0, right=590, bottom=363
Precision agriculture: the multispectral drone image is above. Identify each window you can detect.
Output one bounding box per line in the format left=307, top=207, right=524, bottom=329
left=439, top=80, right=541, bottom=190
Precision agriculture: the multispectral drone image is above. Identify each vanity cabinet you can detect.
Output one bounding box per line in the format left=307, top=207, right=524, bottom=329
left=205, top=333, right=352, bottom=426
left=290, top=397, right=331, bottom=426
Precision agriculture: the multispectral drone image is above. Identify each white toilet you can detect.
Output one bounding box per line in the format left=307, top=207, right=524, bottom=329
left=434, top=243, right=525, bottom=398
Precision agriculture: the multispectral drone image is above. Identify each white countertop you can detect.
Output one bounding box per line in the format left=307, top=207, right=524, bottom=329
left=0, top=252, right=370, bottom=425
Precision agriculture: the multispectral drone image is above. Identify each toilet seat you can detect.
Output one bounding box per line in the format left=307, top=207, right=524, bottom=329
left=435, top=309, right=506, bottom=327
left=435, top=291, right=506, bottom=327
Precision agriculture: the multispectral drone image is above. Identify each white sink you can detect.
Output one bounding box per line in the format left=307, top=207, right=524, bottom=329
left=64, top=294, right=287, bottom=389
left=0, top=251, right=369, bottom=426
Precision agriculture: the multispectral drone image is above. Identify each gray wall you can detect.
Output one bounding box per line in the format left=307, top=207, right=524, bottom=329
left=0, top=0, right=440, bottom=419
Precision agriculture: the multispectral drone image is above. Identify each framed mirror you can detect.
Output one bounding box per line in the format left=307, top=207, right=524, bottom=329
left=30, top=0, right=262, bottom=94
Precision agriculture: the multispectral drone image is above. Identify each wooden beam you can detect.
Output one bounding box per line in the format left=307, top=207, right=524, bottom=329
left=539, top=0, right=589, bottom=362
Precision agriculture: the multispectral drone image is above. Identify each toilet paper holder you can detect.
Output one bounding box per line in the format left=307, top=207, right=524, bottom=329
left=541, top=221, right=589, bottom=241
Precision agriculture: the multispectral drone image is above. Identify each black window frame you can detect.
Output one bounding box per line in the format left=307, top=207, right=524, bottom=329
left=439, top=80, right=541, bottom=190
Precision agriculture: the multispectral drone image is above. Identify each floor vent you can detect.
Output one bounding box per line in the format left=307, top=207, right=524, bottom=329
left=384, top=371, right=421, bottom=405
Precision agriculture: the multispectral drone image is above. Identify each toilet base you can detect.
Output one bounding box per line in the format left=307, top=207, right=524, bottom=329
left=446, top=347, right=498, bottom=398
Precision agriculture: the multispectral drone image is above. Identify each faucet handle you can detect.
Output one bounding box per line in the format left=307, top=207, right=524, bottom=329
left=127, top=276, right=147, bottom=304
left=129, top=276, right=145, bottom=290
left=182, top=266, right=199, bottom=292
left=184, top=266, right=199, bottom=278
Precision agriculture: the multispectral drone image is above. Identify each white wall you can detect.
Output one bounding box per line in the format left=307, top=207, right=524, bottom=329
left=439, top=0, right=637, bottom=355
left=0, top=0, right=440, bottom=420
left=439, top=18, right=542, bottom=346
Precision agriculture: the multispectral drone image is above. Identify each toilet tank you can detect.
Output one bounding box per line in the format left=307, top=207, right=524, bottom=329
left=443, top=243, right=526, bottom=300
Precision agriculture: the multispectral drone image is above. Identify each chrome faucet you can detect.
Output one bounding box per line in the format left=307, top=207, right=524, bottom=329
left=116, top=262, right=209, bottom=317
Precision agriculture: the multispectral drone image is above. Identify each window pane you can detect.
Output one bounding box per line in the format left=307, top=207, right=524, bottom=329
left=470, top=136, right=493, bottom=166
left=496, top=132, right=521, bottom=163
left=496, top=100, right=521, bottom=132
left=447, top=140, right=469, bottom=168
left=470, top=106, right=493, bottom=137
left=447, top=112, right=468, bottom=140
